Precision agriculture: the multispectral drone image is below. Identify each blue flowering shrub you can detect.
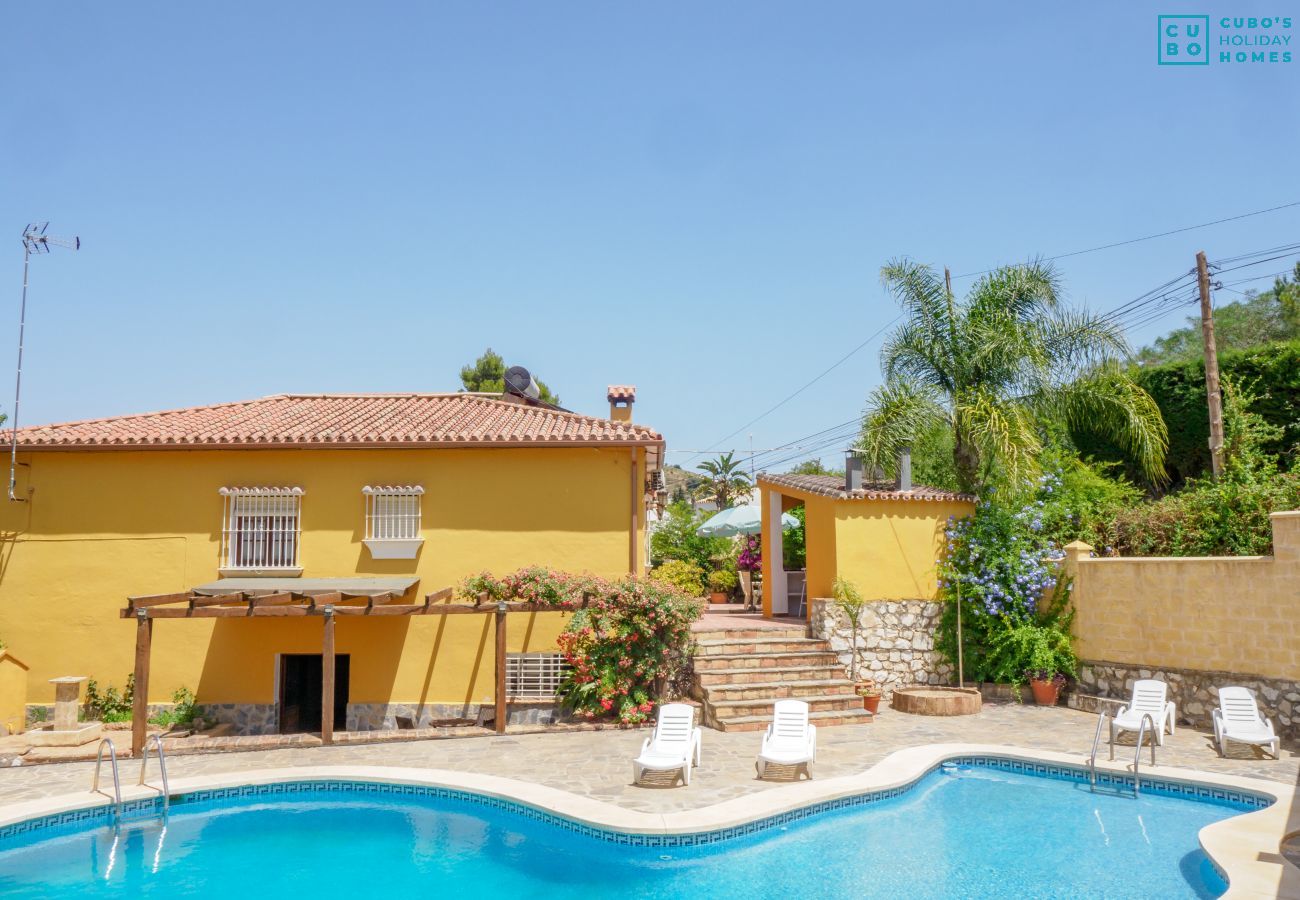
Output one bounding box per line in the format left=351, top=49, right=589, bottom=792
left=935, top=490, right=1073, bottom=684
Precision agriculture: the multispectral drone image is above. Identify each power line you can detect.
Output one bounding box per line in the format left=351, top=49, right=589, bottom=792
left=953, top=200, right=1300, bottom=279
left=680, top=314, right=901, bottom=465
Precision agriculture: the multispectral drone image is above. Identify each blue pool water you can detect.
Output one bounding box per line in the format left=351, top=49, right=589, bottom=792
left=0, top=762, right=1260, bottom=899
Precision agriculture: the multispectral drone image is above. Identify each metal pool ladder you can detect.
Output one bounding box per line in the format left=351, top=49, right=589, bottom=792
left=1131, top=713, right=1157, bottom=795
left=1087, top=710, right=1109, bottom=790
left=139, top=734, right=171, bottom=812
left=91, top=737, right=123, bottom=822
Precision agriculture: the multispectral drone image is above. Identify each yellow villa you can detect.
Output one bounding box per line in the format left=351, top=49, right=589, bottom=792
left=0, top=384, right=662, bottom=737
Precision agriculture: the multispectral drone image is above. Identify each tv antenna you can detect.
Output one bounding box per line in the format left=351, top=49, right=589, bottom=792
left=9, top=223, right=80, bottom=501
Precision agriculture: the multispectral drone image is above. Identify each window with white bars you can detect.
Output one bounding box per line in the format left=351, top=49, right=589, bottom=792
left=362, top=485, right=424, bottom=541
left=219, top=487, right=303, bottom=571
left=505, top=653, right=571, bottom=699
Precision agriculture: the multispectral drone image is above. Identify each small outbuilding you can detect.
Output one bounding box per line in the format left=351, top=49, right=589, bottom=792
left=758, top=456, right=976, bottom=617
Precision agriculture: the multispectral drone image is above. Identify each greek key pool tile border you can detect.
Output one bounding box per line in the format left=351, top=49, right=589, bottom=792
left=0, top=756, right=1270, bottom=851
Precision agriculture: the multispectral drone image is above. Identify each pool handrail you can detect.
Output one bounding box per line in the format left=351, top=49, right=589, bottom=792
left=1087, top=709, right=1109, bottom=789
left=90, top=737, right=123, bottom=822
left=138, top=733, right=171, bottom=811
left=1133, top=712, right=1157, bottom=795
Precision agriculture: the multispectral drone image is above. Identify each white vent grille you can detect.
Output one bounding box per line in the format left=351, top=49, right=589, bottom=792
left=219, top=487, right=303, bottom=570
left=505, top=653, right=570, bottom=699
left=363, top=485, right=423, bottom=541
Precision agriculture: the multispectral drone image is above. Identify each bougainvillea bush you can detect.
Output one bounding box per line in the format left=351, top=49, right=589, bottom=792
left=457, top=567, right=702, bottom=724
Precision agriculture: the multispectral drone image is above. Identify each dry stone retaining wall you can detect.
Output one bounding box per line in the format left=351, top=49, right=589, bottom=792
left=1073, top=661, right=1300, bottom=740
left=808, top=598, right=953, bottom=696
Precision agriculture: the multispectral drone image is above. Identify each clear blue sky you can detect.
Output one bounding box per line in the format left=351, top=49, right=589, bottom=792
left=3, top=2, right=1298, bottom=470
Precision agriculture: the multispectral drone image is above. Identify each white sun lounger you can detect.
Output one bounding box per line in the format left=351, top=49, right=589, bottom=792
left=1213, top=687, right=1279, bottom=759
left=756, top=699, right=817, bottom=779
left=1111, top=679, right=1176, bottom=747
left=633, top=703, right=702, bottom=786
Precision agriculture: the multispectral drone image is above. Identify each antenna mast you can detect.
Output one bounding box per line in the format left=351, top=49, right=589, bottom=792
left=9, top=223, right=80, bottom=501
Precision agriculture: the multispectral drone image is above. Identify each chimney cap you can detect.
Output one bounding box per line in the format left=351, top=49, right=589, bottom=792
left=607, top=385, right=636, bottom=403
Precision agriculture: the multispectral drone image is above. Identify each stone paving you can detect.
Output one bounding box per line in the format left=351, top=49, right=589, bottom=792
left=0, top=702, right=1294, bottom=813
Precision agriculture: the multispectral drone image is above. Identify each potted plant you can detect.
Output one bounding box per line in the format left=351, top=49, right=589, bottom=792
left=708, top=569, right=738, bottom=604
left=832, top=578, right=873, bottom=698
left=856, top=682, right=882, bottom=713
left=990, top=621, right=1077, bottom=706
left=735, top=535, right=761, bottom=607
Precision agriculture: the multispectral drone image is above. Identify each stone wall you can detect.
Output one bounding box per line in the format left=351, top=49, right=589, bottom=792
left=347, top=701, right=564, bottom=730
left=1072, top=661, right=1300, bottom=740
left=809, top=598, right=953, bottom=696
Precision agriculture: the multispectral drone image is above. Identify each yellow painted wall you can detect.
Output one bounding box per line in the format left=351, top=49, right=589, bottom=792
left=803, top=496, right=839, bottom=600
left=0, top=446, right=647, bottom=706
left=1068, top=512, right=1300, bottom=680
left=831, top=498, right=973, bottom=601
left=0, top=652, right=29, bottom=735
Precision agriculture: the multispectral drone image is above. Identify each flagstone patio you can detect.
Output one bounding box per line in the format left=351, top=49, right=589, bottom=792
left=0, top=702, right=1294, bottom=813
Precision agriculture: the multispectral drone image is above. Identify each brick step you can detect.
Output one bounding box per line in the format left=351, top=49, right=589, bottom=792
left=693, top=650, right=840, bottom=671
left=701, top=679, right=858, bottom=701
left=693, top=665, right=847, bottom=686
left=692, top=628, right=809, bottom=642
left=708, top=693, right=864, bottom=719
left=711, top=708, right=875, bottom=733
left=695, top=637, right=831, bottom=656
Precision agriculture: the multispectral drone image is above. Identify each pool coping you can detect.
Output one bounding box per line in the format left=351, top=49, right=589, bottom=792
left=0, top=743, right=1295, bottom=898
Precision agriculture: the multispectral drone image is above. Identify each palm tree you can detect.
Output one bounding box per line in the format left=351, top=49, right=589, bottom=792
left=858, top=258, right=1167, bottom=494
left=695, top=451, right=752, bottom=509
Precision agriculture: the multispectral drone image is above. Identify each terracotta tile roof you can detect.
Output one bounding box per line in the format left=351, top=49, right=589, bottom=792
left=7, top=393, right=663, bottom=450
left=758, top=473, right=976, bottom=503
left=606, top=385, right=636, bottom=402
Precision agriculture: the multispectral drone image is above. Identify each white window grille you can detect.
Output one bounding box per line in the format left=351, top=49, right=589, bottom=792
left=505, top=653, right=571, bottom=699
left=219, top=487, right=303, bottom=572
left=362, top=485, right=424, bottom=559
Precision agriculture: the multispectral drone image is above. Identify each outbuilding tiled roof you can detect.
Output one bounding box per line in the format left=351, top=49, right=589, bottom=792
left=758, top=473, right=975, bottom=503
left=8, top=393, right=663, bottom=450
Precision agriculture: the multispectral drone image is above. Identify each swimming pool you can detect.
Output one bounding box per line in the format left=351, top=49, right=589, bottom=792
left=0, top=758, right=1269, bottom=898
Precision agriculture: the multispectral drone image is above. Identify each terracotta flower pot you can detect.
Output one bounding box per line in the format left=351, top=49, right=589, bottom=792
left=709, top=591, right=729, bottom=604
left=861, top=694, right=881, bottom=714
left=1029, top=678, right=1061, bottom=706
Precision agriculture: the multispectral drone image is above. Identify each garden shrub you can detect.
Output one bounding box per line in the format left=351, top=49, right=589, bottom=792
left=935, top=497, right=1066, bottom=683
left=649, top=559, right=707, bottom=597
left=85, top=676, right=134, bottom=723
left=782, top=505, right=807, bottom=570
left=649, top=500, right=733, bottom=571
left=150, top=686, right=199, bottom=728
left=457, top=568, right=702, bottom=724
left=707, top=569, right=738, bottom=594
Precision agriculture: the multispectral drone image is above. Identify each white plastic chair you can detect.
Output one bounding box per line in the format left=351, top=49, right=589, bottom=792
left=1213, top=687, right=1279, bottom=759
left=756, top=699, right=817, bottom=779
left=1112, top=679, right=1176, bottom=747
left=632, top=703, right=702, bottom=786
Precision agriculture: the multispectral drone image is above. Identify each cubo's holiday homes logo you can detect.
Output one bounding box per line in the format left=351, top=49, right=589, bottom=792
left=1159, top=14, right=1293, bottom=65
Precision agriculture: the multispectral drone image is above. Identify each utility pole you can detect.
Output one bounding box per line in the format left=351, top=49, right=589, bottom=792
left=945, top=266, right=953, bottom=297
left=1195, top=251, right=1225, bottom=479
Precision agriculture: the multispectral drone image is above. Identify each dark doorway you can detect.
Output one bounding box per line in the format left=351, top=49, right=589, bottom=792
left=279, top=654, right=349, bottom=734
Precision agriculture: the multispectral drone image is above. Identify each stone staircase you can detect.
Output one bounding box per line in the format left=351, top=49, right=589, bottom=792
left=689, top=623, right=874, bottom=732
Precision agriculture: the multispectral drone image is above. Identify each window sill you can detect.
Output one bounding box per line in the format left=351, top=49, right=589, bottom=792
left=363, top=538, right=424, bottom=560
left=217, top=567, right=304, bottom=578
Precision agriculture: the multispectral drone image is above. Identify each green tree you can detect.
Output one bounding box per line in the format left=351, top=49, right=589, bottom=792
left=694, top=451, right=752, bottom=509
left=649, top=500, right=732, bottom=571
left=786, top=459, right=841, bottom=477
left=1135, top=264, right=1300, bottom=366
left=459, top=348, right=561, bottom=405
left=858, top=259, right=1168, bottom=494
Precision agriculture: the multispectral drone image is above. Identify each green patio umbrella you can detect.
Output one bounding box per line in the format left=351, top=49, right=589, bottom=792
left=695, top=504, right=798, bottom=537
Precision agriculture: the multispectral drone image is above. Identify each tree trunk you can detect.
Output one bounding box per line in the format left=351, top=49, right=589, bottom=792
left=953, top=432, right=981, bottom=494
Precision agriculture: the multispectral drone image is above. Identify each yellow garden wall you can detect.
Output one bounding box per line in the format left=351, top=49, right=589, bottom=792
left=0, top=446, right=646, bottom=707
left=1068, top=511, right=1300, bottom=681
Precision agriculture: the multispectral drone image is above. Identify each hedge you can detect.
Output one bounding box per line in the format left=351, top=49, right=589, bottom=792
left=1073, top=339, right=1300, bottom=489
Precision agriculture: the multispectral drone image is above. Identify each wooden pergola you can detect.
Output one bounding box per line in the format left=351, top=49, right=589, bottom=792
left=121, top=584, right=568, bottom=755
